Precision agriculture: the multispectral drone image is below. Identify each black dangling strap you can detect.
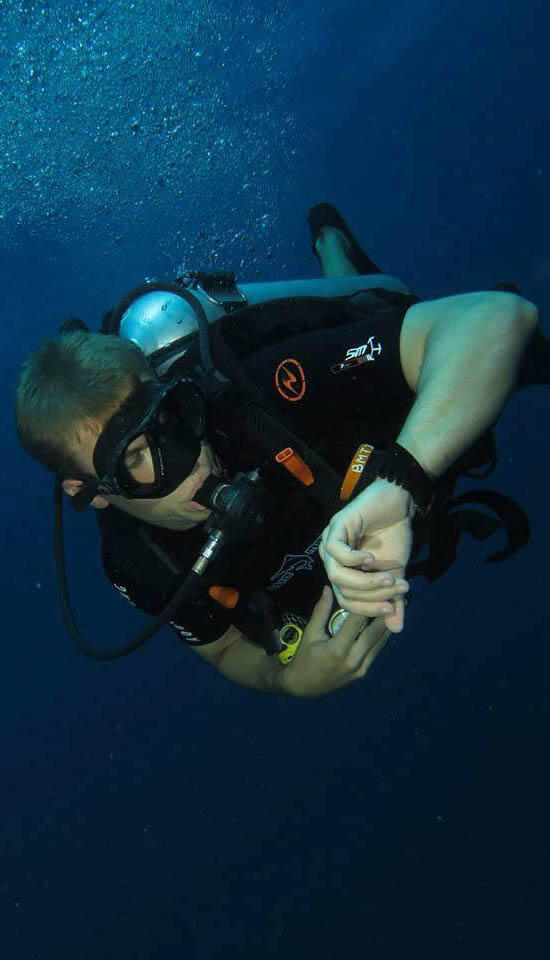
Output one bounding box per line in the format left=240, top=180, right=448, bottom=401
left=447, top=489, right=530, bottom=563
left=408, top=486, right=530, bottom=584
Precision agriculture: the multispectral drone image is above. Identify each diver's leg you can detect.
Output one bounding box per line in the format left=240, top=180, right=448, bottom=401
left=315, top=227, right=359, bottom=277
left=308, top=204, right=413, bottom=292
left=315, top=227, right=413, bottom=294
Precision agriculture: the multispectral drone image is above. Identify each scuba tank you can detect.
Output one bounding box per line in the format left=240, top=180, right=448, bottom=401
left=103, top=270, right=412, bottom=375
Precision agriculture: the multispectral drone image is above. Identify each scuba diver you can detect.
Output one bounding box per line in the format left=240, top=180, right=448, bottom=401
left=14, top=204, right=545, bottom=699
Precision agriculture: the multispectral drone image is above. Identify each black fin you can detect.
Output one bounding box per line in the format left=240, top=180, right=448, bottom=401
left=307, top=202, right=382, bottom=275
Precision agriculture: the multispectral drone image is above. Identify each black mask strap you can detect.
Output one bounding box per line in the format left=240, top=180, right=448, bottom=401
left=65, top=474, right=105, bottom=513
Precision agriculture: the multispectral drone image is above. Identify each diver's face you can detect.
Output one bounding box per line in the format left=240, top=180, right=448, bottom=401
left=66, top=424, right=222, bottom=532
left=109, top=437, right=221, bottom=530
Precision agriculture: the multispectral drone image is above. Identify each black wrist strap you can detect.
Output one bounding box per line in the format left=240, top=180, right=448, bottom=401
left=340, top=441, right=435, bottom=516
left=375, top=442, right=435, bottom=515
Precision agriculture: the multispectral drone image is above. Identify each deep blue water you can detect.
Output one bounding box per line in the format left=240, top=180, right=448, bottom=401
left=1, top=1, right=549, bottom=957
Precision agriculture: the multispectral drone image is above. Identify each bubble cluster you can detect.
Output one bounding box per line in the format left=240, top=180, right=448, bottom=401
left=0, top=0, right=307, bottom=271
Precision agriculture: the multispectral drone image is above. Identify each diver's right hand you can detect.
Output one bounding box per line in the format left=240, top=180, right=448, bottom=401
left=282, top=586, right=391, bottom=700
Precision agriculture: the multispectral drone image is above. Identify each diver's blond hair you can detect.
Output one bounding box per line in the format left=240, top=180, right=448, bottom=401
left=15, top=331, right=151, bottom=477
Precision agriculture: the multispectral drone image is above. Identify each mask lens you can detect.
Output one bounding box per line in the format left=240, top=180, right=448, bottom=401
left=99, top=377, right=205, bottom=499
left=160, top=380, right=206, bottom=441
left=122, top=434, right=154, bottom=484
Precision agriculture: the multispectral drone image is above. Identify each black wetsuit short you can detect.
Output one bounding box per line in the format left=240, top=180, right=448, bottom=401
left=97, top=292, right=416, bottom=646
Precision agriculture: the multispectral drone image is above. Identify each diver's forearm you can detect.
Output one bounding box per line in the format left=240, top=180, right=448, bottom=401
left=216, top=636, right=290, bottom=695
left=397, top=298, right=537, bottom=478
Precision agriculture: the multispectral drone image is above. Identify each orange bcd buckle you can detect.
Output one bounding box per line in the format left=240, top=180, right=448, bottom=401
left=275, top=447, right=314, bottom=486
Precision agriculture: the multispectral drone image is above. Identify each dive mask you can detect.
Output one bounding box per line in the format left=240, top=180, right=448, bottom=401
left=70, top=375, right=207, bottom=512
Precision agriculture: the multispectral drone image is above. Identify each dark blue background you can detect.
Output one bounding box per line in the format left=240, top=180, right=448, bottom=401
left=1, top=1, right=548, bottom=957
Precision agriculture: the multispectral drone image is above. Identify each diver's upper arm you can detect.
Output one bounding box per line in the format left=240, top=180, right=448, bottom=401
left=399, top=299, right=437, bottom=393
left=399, top=290, right=538, bottom=393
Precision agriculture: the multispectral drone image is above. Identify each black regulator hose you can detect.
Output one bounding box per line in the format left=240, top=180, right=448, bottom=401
left=53, top=477, right=208, bottom=660
left=53, top=468, right=274, bottom=662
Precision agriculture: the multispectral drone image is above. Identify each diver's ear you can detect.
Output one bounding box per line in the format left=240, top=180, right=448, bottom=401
left=62, top=478, right=82, bottom=498
left=62, top=478, right=110, bottom=509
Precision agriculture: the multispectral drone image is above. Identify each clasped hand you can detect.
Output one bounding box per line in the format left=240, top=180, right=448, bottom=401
left=319, top=478, right=415, bottom=633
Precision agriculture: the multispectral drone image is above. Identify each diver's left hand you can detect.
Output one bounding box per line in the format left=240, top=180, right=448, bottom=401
left=319, top=478, right=415, bottom=633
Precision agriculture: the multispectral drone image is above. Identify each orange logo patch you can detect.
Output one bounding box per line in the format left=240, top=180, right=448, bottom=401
left=275, top=358, right=306, bottom=402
